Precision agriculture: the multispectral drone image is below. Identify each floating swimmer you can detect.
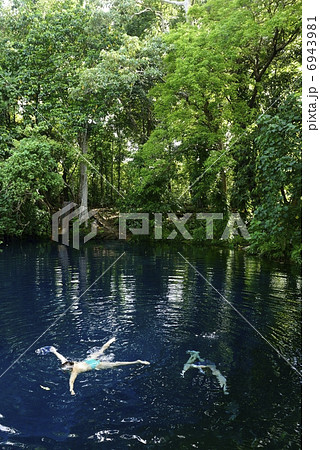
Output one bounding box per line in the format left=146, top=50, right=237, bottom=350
left=181, top=350, right=228, bottom=394
left=36, top=338, right=150, bottom=395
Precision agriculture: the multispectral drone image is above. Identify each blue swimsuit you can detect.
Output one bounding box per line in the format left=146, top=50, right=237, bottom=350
left=84, top=358, right=100, bottom=370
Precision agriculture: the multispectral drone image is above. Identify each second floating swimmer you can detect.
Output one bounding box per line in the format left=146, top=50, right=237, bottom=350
left=181, top=350, right=228, bottom=394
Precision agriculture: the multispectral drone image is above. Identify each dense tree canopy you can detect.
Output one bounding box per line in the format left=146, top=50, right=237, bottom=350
left=0, top=0, right=301, bottom=261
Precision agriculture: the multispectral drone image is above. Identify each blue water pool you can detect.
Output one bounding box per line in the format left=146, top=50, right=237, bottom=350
left=0, top=242, right=301, bottom=448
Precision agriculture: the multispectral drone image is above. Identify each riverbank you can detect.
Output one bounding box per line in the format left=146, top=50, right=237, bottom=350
left=0, top=208, right=301, bottom=266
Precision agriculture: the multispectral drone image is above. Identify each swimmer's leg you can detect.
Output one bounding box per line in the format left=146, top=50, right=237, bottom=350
left=181, top=363, right=192, bottom=377
left=209, top=367, right=228, bottom=392
left=69, top=368, right=79, bottom=395
left=100, top=337, right=116, bottom=353
left=98, top=360, right=150, bottom=369
left=89, top=337, right=116, bottom=359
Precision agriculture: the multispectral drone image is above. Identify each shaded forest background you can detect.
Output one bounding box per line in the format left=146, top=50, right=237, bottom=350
left=0, top=0, right=301, bottom=261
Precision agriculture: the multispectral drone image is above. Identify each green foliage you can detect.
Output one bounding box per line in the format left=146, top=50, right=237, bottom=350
left=0, top=136, right=63, bottom=236
left=248, top=93, right=302, bottom=260
left=0, top=0, right=301, bottom=261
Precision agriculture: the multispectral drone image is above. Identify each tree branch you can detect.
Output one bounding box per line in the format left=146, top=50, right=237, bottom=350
left=249, top=26, right=300, bottom=108
left=161, top=0, right=191, bottom=17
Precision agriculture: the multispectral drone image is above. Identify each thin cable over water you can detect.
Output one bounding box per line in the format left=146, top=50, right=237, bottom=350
left=178, top=252, right=302, bottom=378
left=0, top=252, right=126, bottom=380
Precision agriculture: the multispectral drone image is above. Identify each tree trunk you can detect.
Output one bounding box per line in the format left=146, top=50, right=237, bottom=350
left=62, top=168, right=69, bottom=203
left=100, top=147, right=104, bottom=207
left=117, top=149, right=121, bottom=193
left=78, top=124, right=89, bottom=217
left=110, top=141, right=114, bottom=204
left=221, top=169, right=227, bottom=197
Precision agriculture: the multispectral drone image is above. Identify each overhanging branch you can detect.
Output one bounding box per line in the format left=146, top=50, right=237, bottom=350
left=161, top=0, right=191, bottom=17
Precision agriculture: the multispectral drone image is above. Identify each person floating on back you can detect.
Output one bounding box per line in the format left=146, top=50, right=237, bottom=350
left=181, top=350, right=228, bottom=394
left=36, top=338, right=150, bottom=395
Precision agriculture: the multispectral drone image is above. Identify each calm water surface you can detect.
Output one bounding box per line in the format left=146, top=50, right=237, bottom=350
left=0, top=242, right=301, bottom=449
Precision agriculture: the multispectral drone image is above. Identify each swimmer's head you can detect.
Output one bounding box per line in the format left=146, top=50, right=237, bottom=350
left=61, top=361, right=74, bottom=371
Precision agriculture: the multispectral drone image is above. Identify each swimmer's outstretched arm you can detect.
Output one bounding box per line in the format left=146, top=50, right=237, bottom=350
left=50, top=347, right=68, bottom=364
